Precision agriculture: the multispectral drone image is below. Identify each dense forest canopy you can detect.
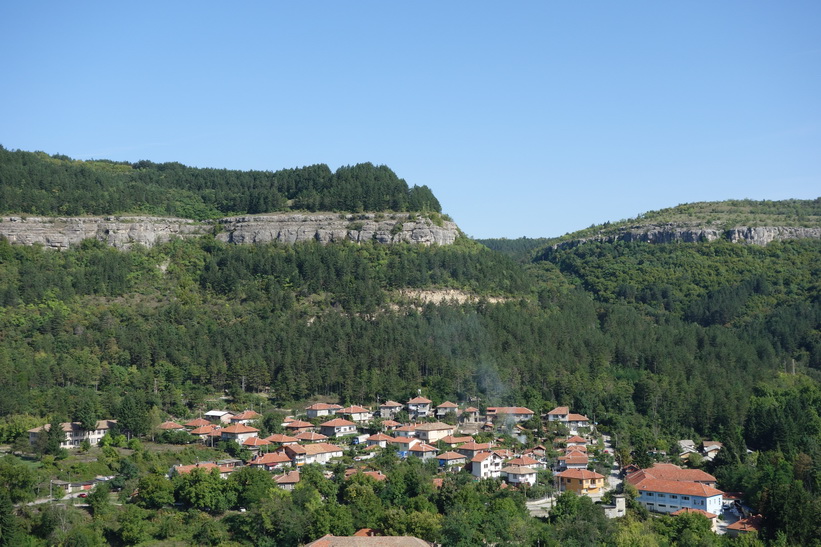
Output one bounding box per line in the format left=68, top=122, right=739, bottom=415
left=0, top=146, right=442, bottom=218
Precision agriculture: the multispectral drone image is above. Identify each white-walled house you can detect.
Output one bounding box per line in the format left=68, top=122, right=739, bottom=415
left=546, top=406, right=570, bottom=422
left=501, top=465, right=538, bottom=486
left=471, top=451, right=504, bottom=479
left=486, top=407, right=535, bottom=424
left=319, top=418, right=358, bottom=438
left=435, top=401, right=459, bottom=418
left=407, top=396, right=432, bottom=419
left=634, top=478, right=723, bottom=516
left=413, top=422, right=454, bottom=443
left=219, top=424, right=259, bottom=444
left=305, top=403, right=343, bottom=419
left=379, top=401, right=404, bottom=419
left=28, top=420, right=117, bottom=449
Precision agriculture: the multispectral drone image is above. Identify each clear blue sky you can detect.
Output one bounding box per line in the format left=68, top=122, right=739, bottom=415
left=2, top=2, right=819, bottom=238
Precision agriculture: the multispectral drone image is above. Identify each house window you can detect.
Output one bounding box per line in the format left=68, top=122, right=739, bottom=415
left=682, top=496, right=690, bottom=501
left=658, top=504, right=666, bottom=508
left=671, top=495, right=678, bottom=499
left=657, top=493, right=665, bottom=498
left=646, top=492, right=653, bottom=496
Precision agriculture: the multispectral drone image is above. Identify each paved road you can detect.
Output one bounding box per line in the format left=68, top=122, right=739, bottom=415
left=526, top=495, right=555, bottom=518
left=601, top=434, right=622, bottom=492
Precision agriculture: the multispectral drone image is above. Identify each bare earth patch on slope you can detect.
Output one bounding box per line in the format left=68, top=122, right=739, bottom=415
left=398, top=288, right=506, bottom=304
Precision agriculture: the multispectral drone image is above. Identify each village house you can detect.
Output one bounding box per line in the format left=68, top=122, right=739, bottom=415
left=305, top=403, right=343, bottom=419
left=566, top=413, right=591, bottom=433
left=413, top=422, right=454, bottom=443
left=379, top=401, right=404, bottom=419
left=633, top=477, right=724, bottom=515
left=557, top=449, right=589, bottom=470
left=556, top=469, right=606, bottom=497
left=319, top=418, right=358, bottom=438
left=229, top=410, right=262, bottom=425
left=158, top=421, right=186, bottom=431
left=457, top=441, right=493, bottom=460
left=339, top=405, right=372, bottom=423
left=501, top=465, right=538, bottom=487
left=389, top=436, right=421, bottom=457
left=381, top=419, right=401, bottom=431
left=282, top=443, right=344, bottom=466
left=565, top=435, right=588, bottom=448
left=626, top=464, right=717, bottom=488
left=437, top=451, right=468, bottom=470
left=546, top=406, right=570, bottom=422
left=394, top=424, right=417, bottom=438
left=204, top=410, right=234, bottom=424
left=440, top=434, right=474, bottom=448
left=242, top=436, right=270, bottom=451
left=409, top=443, right=438, bottom=461
left=486, top=406, right=535, bottom=424
left=275, top=470, right=300, bottom=490
left=295, top=431, right=328, bottom=443
left=190, top=424, right=219, bottom=440
left=28, top=419, right=117, bottom=449
left=506, top=455, right=545, bottom=470
left=171, top=462, right=234, bottom=480
left=435, top=401, right=459, bottom=419
left=461, top=407, right=480, bottom=423
left=366, top=433, right=394, bottom=448
left=471, top=451, right=504, bottom=479
left=219, top=424, right=259, bottom=444
left=406, top=396, right=432, bottom=419
left=701, top=441, right=723, bottom=461
left=184, top=418, right=210, bottom=429
left=284, top=420, right=315, bottom=434
left=264, top=433, right=299, bottom=445
left=726, top=515, right=763, bottom=538
left=249, top=452, right=291, bottom=472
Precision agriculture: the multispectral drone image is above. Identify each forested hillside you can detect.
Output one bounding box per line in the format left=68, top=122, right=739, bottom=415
left=1, top=154, right=820, bottom=544
left=0, top=146, right=441, bottom=218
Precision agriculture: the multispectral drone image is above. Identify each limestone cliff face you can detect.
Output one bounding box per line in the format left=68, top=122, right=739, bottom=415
left=0, top=213, right=459, bottom=250
left=553, top=223, right=821, bottom=250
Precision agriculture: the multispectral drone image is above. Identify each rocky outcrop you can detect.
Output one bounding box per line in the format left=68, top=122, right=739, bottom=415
left=215, top=213, right=457, bottom=246
left=0, top=213, right=459, bottom=250
left=553, top=224, right=821, bottom=250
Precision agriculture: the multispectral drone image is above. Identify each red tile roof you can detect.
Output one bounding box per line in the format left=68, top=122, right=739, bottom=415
left=486, top=406, right=534, bottom=416
left=547, top=406, right=569, bottom=415
left=242, top=437, right=270, bottom=447
left=464, top=406, right=479, bottom=413
left=471, top=451, right=502, bottom=463
left=158, top=421, right=185, bottom=430
left=410, top=443, right=437, bottom=453
left=305, top=403, right=343, bottom=411
left=381, top=420, right=401, bottom=427
left=184, top=418, right=211, bottom=427
left=190, top=424, right=218, bottom=435
left=438, top=451, right=467, bottom=461
left=174, top=462, right=233, bottom=475
left=626, top=464, right=716, bottom=485
left=726, top=515, right=763, bottom=532
left=380, top=401, right=403, bottom=408
left=366, top=433, right=394, bottom=442
left=275, top=470, right=300, bottom=485
left=250, top=452, right=291, bottom=466
left=437, top=401, right=458, bottom=408
left=441, top=435, right=473, bottom=444
left=565, top=435, right=588, bottom=444
left=231, top=410, right=262, bottom=421
left=303, top=443, right=344, bottom=455
left=295, top=431, right=329, bottom=442
left=556, top=469, right=604, bottom=480
left=634, top=477, right=723, bottom=497
left=566, top=413, right=589, bottom=421
left=458, top=441, right=492, bottom=452
left=407, top=396, right=432, bottom=404
left=320, top=418, right=357, bottom=427
left=264, top=433, right=299, bottom=443
left=284, top=420, right=314, bottom=429
left=501, top=465, right=536, bottom=475
left=220, top=424, right=260, bottom=434
left=340, top=405, right=370, bottom=414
